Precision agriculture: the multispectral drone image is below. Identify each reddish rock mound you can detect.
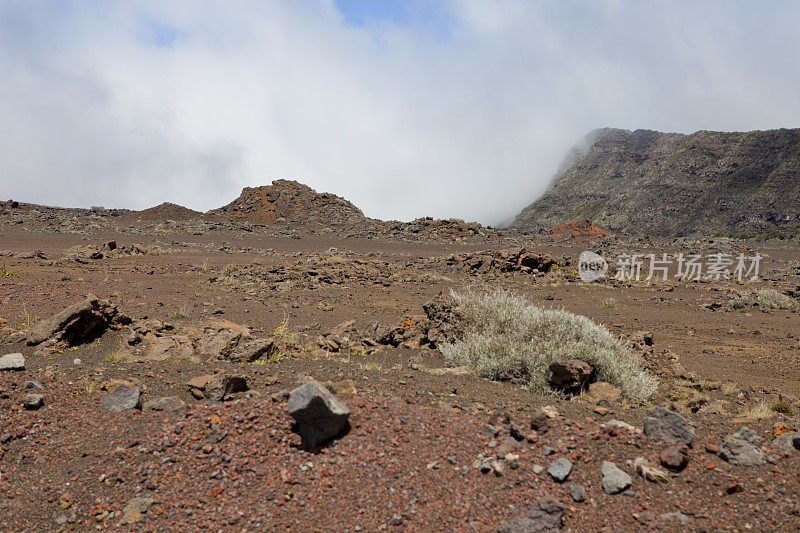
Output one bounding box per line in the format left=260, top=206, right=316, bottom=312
left=208, top=180, right=367, bottom=226
left=135, top=202, right=203, bottom=221
left=550, top=218, right=610, bottom=242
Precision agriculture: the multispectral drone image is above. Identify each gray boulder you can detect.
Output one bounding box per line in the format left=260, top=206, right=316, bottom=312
left=718, top=427, right=765, bottom=466
left=569, top=485, right=586, bottom=503
left=643, top=406, right=695, bottom=444
left=601, top=461, right=631, bottom=494
left=495, top=496, right=564, bottom=533
left=547, top=458, right=572, bottom=482
left=100, top=385, right=141, bottom=412
left=27, top=298, right=126, bottom=346
left=143, top=396, right=185, bottom=413
left=0, top=352, right=25, bottom=371
left=287, top=380, right=350, bottom=448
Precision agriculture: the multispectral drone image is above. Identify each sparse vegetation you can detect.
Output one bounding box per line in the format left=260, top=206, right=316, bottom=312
left=1, top=265, right=17, bottom=276
left=756, top=289, right=797, bottom=310
left=602, top=297, right=617, bottom=309
left=741, top=401, right=774, bottom=420
left=726, top=292, right=752, bottom=309
left=771, top=401, right=793, bottom=415
left=438, top=288, right=657, bottom=401
left=171, top=307, right=189, bottom=319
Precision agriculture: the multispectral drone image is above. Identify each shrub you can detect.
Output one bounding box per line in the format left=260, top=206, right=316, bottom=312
left=438, top=288, right=657, bottom=401
left=756, top=289, right=797, bottom=310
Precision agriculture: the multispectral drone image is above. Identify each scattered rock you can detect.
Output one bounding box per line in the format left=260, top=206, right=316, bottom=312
left=643, top=406, right=695, bottom=444
left=530, top=410, right=549, bottom=431
left=187, top=374, right=248, bottom=401
left=792, top=432, right=800, bottom=450
left=548, top=359, right=595, bottom=392
left=586, top=381, right=622, bottom=404
left=99, top=385, right=141, bottom=412
left=143, top=396, right=185, bottom=413
left=547, top=458, right=572, bottom=482
left=601, top=461, right=631, bottom=494
left=495, top=496, right=564, bottom=533
left=659, top=443, right=689, bottom=471
left=119, top=497, right=154, bottom=526
left=22, top=393, right=44, bottom=410
left=718, top=427, right=766, bottom=466
left=569, top=484, right=586, bottom=503
left=287, top=380, right=350, bottom=448
left=0, top=352, right=25, bottom=371
left=204, top=375, right=249, bottom=402
left=633, top=457, right=670, bottom=483
left=23, top=381, right=44, bottom=391
left=27, top=298, right=128, bottom=346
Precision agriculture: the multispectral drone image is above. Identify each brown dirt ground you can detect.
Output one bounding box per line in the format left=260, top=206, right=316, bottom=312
left=1, top=214, right=799, bottom=531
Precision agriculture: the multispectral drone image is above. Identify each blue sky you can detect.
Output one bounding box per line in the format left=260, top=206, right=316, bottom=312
left=1, top=1, right=800, bottom=222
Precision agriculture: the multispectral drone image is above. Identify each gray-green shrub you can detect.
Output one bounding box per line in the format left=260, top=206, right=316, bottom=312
left=438, top=288, right=657, bottom=401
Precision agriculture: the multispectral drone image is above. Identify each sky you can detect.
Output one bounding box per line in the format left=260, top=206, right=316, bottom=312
left=2, top=0, right=800, bottom=224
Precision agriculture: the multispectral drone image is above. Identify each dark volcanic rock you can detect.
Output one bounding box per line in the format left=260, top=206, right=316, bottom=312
left=719, top=427, right=766, bottom=467
left=100, top=385, right=141, bottom=412
left=287, top=380, right=350, bottom=448
left=548, top=359, right=595, bottom=392
left=495, top=496, right=564, bottom=533
left=643, top=406, right=695, bottom=445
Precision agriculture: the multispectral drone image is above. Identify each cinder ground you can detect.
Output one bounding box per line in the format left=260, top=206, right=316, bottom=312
left=1, top=205, right=799, bottom=531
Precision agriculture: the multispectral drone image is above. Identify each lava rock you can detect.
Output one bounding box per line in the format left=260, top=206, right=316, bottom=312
left=718, top=427, right=765, bottom=467
left=643, top=406, right=695, bottom=444
left=204, top=375, right=248, bottom=402
left=22, top=393, right=44, bottom=410
left=569, top=484, right=586, bottom=503
left=530, top=410, right=549, bottom=431
left=0, top=352, right=25, bottom=371
left=119, top=497, right=154, bottom=526
left=547, top=458, right=572, bottom=482
left=496, top=495, right=564, bottom=533
left=287, top=380, right=350, bottom=448
left=792, top=432, right=800, bottom=450
left=26, top=298, right=126, bottom=346
left=601, top=461, right=631, bottom=494
left=659, top=443, right=689, bottom=471
left=143, top=396, right=185, bottom=413
left=100, top=385, right=141, bottom=412
left=548, top=359, right=595, bottom=392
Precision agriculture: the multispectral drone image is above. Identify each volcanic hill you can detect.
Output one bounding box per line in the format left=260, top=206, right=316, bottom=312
left=511, top=128, right=800, bottom=237
left=207, top=179, right=368, bottom=227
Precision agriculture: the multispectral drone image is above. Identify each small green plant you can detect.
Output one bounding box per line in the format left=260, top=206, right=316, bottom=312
left=171, top=306, right=188, bottom=319
left=771, top=401, right=793, bottom=415
left=602, top=298, right=617, bottom=309
left=60, top=274, right=72, bottom=281
left=1, top=265, right=17, bottom=277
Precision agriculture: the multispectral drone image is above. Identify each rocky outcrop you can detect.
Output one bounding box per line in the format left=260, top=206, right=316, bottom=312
left=512, top=127, right=800, bottom=237
left=27, top=299, right=129, bottom=346
left=208, top=180, right=368, bottom=227
left=120, top=318, right=281, bottom=363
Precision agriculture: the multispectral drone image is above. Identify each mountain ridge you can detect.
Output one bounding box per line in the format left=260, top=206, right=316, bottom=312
left=511, top=127, right=800, bottom=237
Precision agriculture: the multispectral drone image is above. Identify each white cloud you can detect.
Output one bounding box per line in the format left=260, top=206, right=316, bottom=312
left=1, top=0, right=799, bottom=223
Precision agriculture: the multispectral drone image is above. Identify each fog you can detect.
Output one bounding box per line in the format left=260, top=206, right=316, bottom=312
left=2, top=0, right=799, bottom=224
